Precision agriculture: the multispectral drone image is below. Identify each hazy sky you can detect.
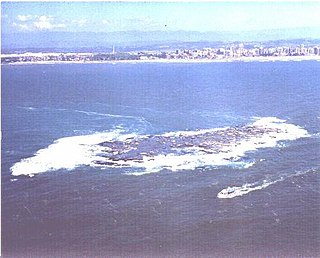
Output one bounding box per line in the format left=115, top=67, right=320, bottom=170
left=2, top=2, right=320, bottom=33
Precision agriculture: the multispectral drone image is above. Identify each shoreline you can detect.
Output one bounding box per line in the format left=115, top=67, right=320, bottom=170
left=2, top=55, right=320, bottom=65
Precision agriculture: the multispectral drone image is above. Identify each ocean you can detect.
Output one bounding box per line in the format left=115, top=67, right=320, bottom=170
left=2, top=61, right=320, bottom=257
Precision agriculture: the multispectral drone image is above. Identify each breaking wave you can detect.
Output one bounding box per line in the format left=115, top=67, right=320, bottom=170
left=11, top=117, right=309, bottom=177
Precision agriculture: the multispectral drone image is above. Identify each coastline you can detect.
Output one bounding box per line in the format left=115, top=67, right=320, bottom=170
left=2, top=55, right=320, bottom=65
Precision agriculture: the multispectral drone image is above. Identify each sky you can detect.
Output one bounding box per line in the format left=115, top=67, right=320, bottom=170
left=2, top=2, right=320, bottom=34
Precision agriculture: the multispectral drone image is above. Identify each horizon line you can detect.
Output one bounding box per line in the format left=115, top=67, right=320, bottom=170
left=3, top=26, right=320, bottom=34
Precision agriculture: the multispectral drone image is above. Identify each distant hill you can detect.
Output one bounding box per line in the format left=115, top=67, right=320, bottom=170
left=2, top=27, right=320, bottom=52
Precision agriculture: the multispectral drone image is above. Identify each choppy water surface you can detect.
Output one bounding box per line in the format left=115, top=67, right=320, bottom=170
left=2, top=62, right=320, bottom=257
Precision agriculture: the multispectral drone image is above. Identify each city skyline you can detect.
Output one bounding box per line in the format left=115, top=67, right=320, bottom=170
left=3, top=42, right=320, bottom=65
left=2, top=2, right=320, bottom=34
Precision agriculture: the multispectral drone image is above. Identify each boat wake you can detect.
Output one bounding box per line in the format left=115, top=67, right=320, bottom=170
left=217, top=181, right=279, bottom=199
left=11, top=117, right=309, bottom=177
left=217, top=168, right=319, bottom=199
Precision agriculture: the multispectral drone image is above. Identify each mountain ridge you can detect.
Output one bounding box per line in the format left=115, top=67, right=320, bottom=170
left=2, top=27, right=320, bottom=51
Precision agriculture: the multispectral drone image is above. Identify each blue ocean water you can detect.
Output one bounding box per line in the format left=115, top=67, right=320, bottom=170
left=2, top=61, right=320, bottom=257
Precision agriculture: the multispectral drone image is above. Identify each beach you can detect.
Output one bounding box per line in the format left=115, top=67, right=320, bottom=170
left=2, top=54, right=320, bottom=66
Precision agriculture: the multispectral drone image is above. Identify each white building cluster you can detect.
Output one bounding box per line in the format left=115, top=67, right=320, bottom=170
left=159, top=44, right=320, bottom=60
left=2, top=43, right=320, bottom=64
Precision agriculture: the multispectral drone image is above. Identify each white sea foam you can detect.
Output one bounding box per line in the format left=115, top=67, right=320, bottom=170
left=103, top=116, right=309, bottom=175
left=10, top=129, right=137, bottom=177
left=20, top=106, right=150, bottom=125
left=124, top=150, right=255, bottom=176
left=11, top=117, right=309, bottom=177
left=19, top=106, right=37, bottom=111
left=73, top=109, right=153, bottom=129
left=73, top=109, right=144, bottom=121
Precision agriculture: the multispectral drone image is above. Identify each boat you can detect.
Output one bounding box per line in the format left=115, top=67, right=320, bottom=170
left=217, top=185, right=250, bottom=199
